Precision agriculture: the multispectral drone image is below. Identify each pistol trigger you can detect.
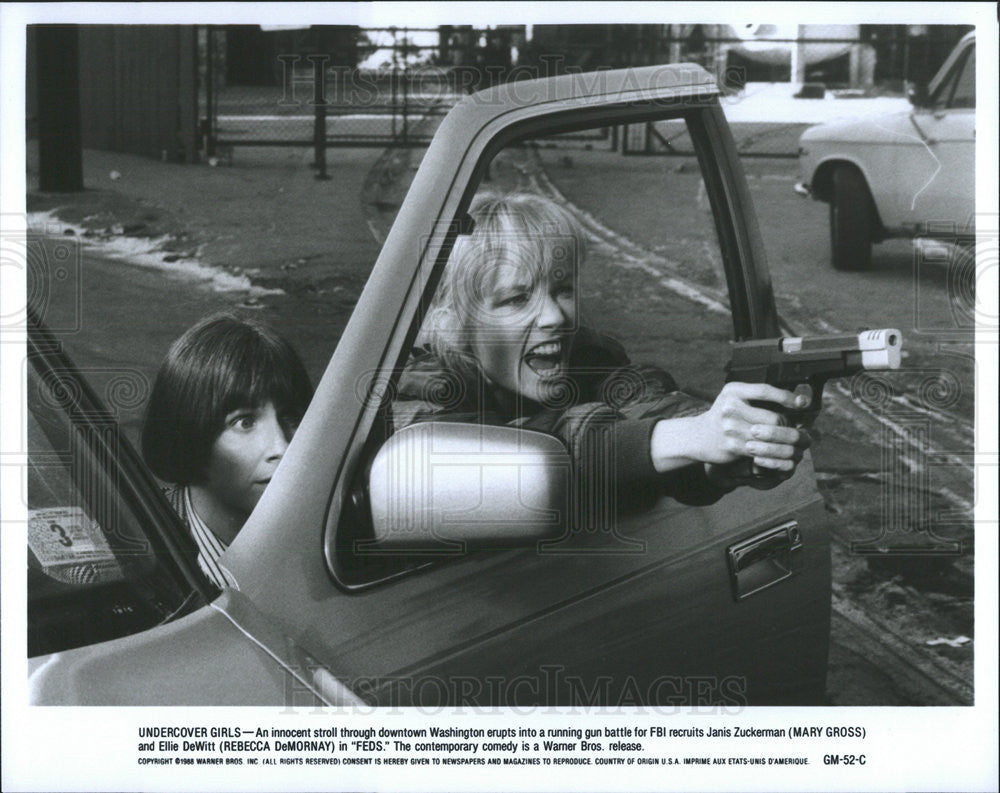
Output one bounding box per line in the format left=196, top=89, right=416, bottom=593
left=794, top=383, right=813, bottom=407
left=788, top=384, right=815, bottom=427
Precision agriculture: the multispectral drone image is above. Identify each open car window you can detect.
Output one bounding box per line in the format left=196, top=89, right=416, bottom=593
left=27, top=349, right=203, bottom=656
left=332, top=105, right=741, bottom=589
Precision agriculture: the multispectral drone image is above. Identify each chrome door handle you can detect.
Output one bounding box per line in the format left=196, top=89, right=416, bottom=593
left=727, top=521, right=803, bottom=601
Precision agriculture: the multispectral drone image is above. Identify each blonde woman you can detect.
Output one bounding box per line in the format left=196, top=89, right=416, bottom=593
left=394, top=193, right=809, bottom=507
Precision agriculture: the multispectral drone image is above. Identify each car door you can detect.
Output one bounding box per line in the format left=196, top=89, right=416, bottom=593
left=907, top=37, right=975, bottom=230
left=223, top=63, right=832, bottom=707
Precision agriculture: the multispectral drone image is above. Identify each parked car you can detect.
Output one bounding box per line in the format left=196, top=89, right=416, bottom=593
left=796, top=31, right=975, bottom=269
left=27, top=62, right=834, bottom=707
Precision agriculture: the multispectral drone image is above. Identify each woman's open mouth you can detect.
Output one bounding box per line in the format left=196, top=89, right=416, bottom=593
left=524, top=340, right=564, bottom=376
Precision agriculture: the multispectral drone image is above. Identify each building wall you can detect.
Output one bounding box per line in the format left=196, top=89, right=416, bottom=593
left=76, top=26, right=199, bottom=162
left=224, top=25, right=360, bottom=86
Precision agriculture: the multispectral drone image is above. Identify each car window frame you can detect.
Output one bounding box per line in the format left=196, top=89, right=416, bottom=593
left=26, top=313, right=218, bottom=655
left=324, top=84, right=782, bottom=591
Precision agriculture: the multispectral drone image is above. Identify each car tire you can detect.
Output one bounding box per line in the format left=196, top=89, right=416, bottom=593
left=830, top=167, right=874, bottom=270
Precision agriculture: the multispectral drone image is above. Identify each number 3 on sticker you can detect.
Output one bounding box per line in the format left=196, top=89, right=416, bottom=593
left=50, top=522, right=73, bottom=547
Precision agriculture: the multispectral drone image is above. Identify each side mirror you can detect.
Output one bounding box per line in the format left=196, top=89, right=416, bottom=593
left=367, top=422, right=570, bottom=551
left=906, top=80, right=929, bottom=108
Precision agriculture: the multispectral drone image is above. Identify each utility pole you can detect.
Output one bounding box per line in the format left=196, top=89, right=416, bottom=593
left=791, top=25, right=808, bottom=85
left=36, top=25, right=84, bottom=192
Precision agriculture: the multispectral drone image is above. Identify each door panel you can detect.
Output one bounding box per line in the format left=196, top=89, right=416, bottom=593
left=309, top=457, right=826, bottom=706
left=904, top=41, right=975, bottom=228
left=909, top=111, right=974, bottom=227
left=914, top=43, right=975, bottom=227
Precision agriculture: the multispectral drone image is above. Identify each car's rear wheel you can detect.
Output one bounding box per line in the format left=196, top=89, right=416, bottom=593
left=830, top=166, right=874, bottom=270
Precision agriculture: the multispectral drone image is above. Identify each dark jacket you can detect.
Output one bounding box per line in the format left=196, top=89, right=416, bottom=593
left=392, top=328, right=727, bottom=508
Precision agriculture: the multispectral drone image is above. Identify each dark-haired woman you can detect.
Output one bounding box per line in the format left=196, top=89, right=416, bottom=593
left=141, top=312, right=312, bottom=588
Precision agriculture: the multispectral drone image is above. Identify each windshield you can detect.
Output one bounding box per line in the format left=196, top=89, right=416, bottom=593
left=27, top=347, right=205, bottom=657
left=928, top=36, right=975, bottom=106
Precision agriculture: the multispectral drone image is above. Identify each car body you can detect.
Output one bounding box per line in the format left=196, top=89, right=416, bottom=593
left=797, top=31, right=975, bottom=269
left=27, top=62, right=833, bottom=707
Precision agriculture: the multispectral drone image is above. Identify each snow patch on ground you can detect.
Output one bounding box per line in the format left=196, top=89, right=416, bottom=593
left=27, top=210, right=283, bottom=297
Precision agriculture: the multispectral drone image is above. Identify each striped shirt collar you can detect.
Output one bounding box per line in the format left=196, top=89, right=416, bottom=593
left=183, top=486, right=238, bottom=590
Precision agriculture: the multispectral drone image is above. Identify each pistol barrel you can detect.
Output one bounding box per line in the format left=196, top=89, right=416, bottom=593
left=773, top=329, right=902, bottom=371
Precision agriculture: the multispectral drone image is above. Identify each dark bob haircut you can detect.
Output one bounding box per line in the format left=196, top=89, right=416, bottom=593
left=141, top=312, right=313, bottom=485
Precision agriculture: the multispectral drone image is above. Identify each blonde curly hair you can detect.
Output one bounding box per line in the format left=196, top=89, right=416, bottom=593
left=421, top=192, right=587, bottom=379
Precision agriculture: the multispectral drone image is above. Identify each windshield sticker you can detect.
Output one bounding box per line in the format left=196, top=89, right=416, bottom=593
left=28, top=507, right=124, bottom=583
